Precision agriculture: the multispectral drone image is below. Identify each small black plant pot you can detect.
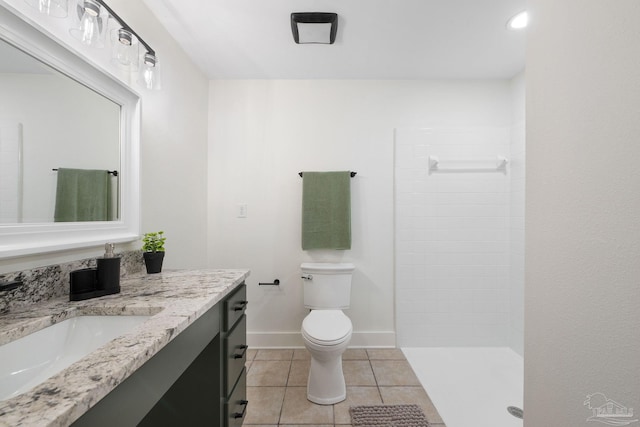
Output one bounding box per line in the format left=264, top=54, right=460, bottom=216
left=143, top=252, right=165, bottom=274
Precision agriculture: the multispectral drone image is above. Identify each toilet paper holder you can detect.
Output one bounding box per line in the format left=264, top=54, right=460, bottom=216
left=258, top=279, right=280, bottom=286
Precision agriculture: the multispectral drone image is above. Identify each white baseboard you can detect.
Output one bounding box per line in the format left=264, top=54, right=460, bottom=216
left=247, top=331, right=396, bottom=349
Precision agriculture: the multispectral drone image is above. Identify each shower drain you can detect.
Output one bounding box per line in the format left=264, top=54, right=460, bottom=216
left=507, top=406, right=524, bottom=419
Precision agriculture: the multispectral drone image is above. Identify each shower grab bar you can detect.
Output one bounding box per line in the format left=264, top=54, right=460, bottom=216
left=428, top=156, right=508, bottom=174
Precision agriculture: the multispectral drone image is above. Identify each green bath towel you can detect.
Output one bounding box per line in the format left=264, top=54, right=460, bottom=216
left=302, top=171, right=352, bottom=250
left=54, top=168, right=112, bottom=222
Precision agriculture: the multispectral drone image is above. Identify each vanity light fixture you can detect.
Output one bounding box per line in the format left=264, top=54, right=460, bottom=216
left=507, top=10, right=528, bottom=30
left=29, top=0, right=162, bottom=90
left=291, top=12, right=338, bottom=44
left=24, top=0, right=68, bottom=18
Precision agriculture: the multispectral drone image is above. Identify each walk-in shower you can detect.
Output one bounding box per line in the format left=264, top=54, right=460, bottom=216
left=394, top=117, right=525, bottom=427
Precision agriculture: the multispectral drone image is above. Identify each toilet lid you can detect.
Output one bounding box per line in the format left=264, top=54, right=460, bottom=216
left=302, top=310, right=352, bottom=344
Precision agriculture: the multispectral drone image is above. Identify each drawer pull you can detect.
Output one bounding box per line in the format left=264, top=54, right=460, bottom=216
left=233, top=300, right=248, bottom=311
left=233, top=400, right=249, bottom=419
left=232, top=344, right=249, bottom=359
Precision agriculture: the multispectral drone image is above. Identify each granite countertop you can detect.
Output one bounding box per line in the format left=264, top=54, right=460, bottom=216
left=0, top=269, right=249, bottom=427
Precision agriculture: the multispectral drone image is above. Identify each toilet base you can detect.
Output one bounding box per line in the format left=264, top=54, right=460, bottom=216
left=306, top=354, right=346, bottom=405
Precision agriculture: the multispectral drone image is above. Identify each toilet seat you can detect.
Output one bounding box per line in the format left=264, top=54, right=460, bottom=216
left=302, top=310, right=352, bottom=346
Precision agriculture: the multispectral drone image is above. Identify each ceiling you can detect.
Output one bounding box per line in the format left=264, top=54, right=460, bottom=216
left=143, top=0, right=526, bottom=80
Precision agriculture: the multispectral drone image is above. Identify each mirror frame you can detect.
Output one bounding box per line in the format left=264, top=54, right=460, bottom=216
left=0, top=4, right=140, bottom=259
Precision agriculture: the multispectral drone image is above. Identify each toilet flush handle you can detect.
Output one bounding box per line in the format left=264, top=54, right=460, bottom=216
left=301, top=274, right=313, bottom=280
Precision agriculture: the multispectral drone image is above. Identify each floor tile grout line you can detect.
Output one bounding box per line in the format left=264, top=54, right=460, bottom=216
left=367, top=352, right=385, bottom=405
left=277, top=383, right=286, bottom=426
left=278, top=352, right=294, bottom=425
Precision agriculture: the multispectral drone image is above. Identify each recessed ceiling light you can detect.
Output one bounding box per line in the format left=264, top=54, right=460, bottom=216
left=507, top=11, right=528, bottom=30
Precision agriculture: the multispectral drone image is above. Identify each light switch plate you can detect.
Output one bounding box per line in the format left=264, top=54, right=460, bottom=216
left=237, top=204, right=247, bottom=218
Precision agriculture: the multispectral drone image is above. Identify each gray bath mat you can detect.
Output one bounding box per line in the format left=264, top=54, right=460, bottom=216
left=350, top=404, right=430, bottom=427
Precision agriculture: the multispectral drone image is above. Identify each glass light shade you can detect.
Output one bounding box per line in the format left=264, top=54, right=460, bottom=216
left=69, top=0, right=106, bottom=47
left=111, top=28, right=139, bottom=71
left=137, top=53, right=162, bottom=90
left=24, top=0, right=68, bottom=18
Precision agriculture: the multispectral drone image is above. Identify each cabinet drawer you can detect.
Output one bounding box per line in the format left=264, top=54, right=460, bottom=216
left=224, top=314, right=247, bottom=395
left=225, top=368, right=247, bottom=427
left=224, top=283, right=247, bottom=331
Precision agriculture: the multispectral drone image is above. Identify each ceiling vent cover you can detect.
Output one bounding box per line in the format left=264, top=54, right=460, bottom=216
left=291, top=12, right=338, bottom=44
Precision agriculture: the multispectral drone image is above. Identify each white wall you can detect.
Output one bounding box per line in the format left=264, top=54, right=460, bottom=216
left=509, top=71, right=525, bottom=356
left=208, top=79, right=512, bottom=347
left=0, top=0, right=209, bottom=273
left=526, top=1, right=640, bottom=425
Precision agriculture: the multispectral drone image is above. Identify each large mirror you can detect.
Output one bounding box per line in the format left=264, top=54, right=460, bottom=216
left=0, top=38, right=121, bottom=224
left=0, top=4, right=140, bottom=258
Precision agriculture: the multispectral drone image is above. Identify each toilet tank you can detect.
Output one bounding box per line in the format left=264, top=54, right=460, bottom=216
left=302, top=263, right=355, bottom=309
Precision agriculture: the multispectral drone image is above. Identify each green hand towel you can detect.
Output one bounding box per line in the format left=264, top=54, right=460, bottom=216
left=54, top=168, right=112, bottom=222
left=302, top=171, right=352, bottom=250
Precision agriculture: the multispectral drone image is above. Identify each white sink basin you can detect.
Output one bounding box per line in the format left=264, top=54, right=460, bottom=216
left=0, top=315, right=150, bottom=401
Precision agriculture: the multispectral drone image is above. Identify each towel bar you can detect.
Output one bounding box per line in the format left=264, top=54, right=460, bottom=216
left=53, top=168, right=118, bottom=177
left=298, top=171, right=356, bottom=177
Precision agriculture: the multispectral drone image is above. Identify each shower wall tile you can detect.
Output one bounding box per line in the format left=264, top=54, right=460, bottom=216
left=395, top=127, right=512, bottom=347
left=435, top=192, right=509, bottom=205
left=435, top=240, right=509, bottom=253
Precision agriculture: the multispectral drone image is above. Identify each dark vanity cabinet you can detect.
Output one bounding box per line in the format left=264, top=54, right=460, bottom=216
left=223, top=284, right=249, bottom=427
left=71, top=282, right=248, bottom=427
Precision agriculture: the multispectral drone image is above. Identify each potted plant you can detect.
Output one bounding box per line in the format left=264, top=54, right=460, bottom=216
left=142, top=231, right=166, bottom=274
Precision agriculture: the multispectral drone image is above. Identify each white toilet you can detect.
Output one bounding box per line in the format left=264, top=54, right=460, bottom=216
left=300, top=262, right=354, bottom=405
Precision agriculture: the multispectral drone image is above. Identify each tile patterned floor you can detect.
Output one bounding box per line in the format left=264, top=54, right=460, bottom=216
left=243, top=348, right=446, bottom=426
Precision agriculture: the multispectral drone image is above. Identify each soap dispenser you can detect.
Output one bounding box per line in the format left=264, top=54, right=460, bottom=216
left=96, top=243, right=121, bottom=295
